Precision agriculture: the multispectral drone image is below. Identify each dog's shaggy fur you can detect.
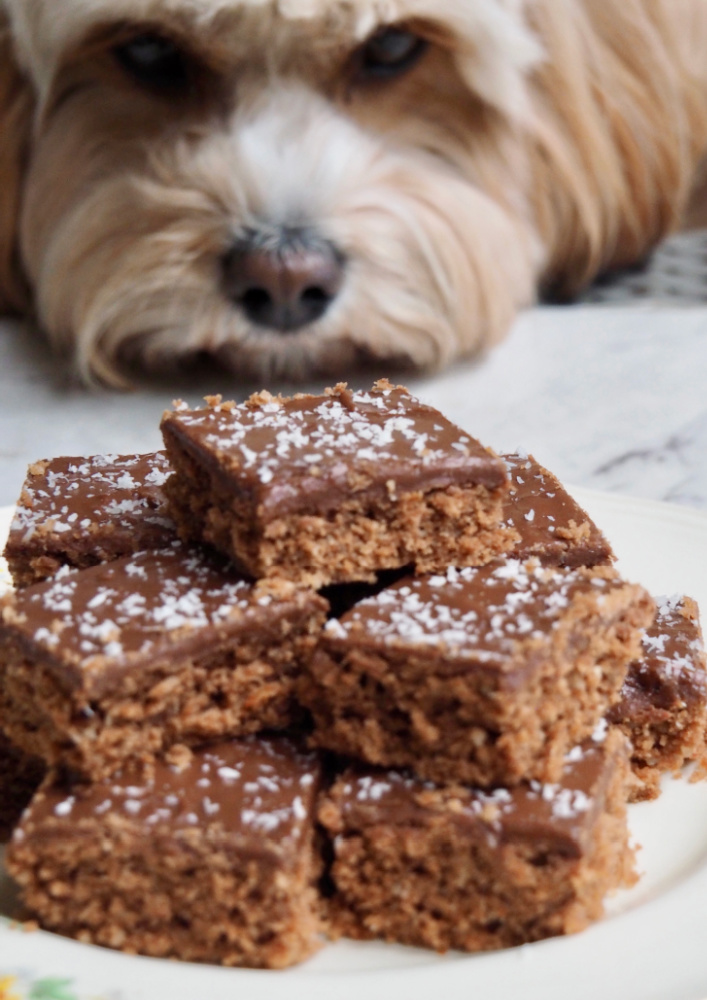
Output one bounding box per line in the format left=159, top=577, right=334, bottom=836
left=1, top=0, right=707, bottom=386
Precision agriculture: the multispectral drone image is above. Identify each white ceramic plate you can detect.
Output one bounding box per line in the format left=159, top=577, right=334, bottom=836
left=2, top=492, right=707, bottom=1000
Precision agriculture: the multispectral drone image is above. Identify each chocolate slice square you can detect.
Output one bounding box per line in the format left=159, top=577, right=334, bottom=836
left=161, top=380, right=512, bottom=588
left=0, top=545, right=327, bottom=779
left=503, top=452, right=614, bottom=567
left=609, top=594, right=707, bottom=799
left=319, top=730, right=635, bottom=953
left=4, top=452, right=176, bottom=587
left=301, top=558, right=653, bottom=786
left=7, top=737, right=323, bottom=968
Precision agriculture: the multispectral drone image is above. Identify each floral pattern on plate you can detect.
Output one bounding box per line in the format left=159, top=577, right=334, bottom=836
left=0, top=973, right=123, bottom=1000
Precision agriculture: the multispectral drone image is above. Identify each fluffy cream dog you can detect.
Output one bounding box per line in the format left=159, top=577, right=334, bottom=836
left=1, top=0, right=707, bottom=386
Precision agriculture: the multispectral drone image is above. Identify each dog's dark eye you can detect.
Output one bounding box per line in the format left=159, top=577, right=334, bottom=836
left=114, top=34, right=191, bottom=91
left=360, top=27, right=427, bottom=79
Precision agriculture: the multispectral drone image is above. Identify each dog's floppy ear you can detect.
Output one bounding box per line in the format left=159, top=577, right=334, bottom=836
left=0, top=10, right=33, bottom=315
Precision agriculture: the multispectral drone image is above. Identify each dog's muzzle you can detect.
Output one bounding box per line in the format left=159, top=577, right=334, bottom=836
left=222, top=227, right=345, bottom=333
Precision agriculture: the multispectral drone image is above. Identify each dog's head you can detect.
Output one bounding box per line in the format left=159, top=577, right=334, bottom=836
left=0, top=0, right=542, bottom=385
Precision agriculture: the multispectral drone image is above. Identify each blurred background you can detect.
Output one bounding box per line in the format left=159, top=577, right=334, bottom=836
left=2, top=227, right=706, bottom=510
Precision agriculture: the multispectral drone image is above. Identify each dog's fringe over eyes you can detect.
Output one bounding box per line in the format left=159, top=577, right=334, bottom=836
left=1, top=0, right=707, bottom=387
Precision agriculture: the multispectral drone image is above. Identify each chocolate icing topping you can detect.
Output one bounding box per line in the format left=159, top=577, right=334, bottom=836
left=16, top=737, right=321, bottom=863
left=503, top=453, right=613, bottom=567
left=610, top=595, right=707, bottom=721
left=324, top=558, right=627, bottom=671
left=161, top=382, right=507, bottom=521
left=328, top=736, right=622, bottom=857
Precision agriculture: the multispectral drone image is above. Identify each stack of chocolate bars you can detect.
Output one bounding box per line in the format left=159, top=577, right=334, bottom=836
left=0, top=381, right=705, bottom=967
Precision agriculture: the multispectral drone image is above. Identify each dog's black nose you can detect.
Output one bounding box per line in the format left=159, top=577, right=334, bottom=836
left=223, top=230, right=344, bottom=333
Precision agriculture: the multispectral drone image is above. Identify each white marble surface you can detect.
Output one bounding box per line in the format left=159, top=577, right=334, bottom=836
left=1, top=303, right=706, bottom=509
